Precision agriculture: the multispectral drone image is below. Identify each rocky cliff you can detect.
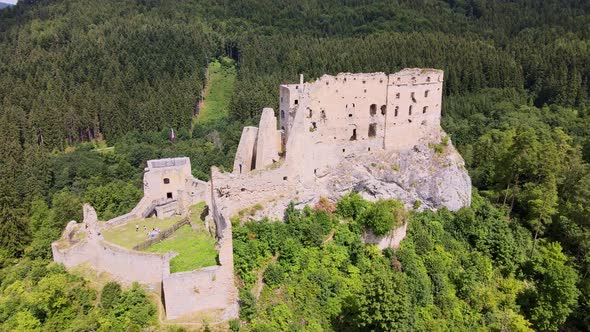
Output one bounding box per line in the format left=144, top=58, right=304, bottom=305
left=296, top=131, right=471, bottom=212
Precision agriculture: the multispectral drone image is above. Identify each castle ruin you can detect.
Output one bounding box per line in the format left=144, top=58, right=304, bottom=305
left=52, top=69, right=472, bottom=324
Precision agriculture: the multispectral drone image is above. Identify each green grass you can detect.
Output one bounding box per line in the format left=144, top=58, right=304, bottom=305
left=189, top=201, right=207, bottom=224
left=102, top=216, right=182, bottom=249
left=193, top=57, right=236, bottom=126
left=146, top=225, right=218, bottom=272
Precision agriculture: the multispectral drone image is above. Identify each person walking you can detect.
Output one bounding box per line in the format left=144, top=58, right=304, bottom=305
left=135, top=224, right=139, bottom=232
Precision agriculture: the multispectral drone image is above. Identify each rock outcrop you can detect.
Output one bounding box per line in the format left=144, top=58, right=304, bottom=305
left=320, top=137, right=471, bottom=211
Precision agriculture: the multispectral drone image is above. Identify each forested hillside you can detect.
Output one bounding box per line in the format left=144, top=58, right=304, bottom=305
left=1, top=0, right=590, bottom=330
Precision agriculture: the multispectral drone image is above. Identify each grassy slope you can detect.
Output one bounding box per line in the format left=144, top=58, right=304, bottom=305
left=102, top=216, right=182, bottom=249
left=146, top=224, right=217, bottom=272
left=192, top=58, right=236, bottom=127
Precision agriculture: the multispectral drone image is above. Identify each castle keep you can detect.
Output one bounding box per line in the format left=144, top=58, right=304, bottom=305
left=234, top=69, right=443, bottom=180
left=52, top=69, right=471, bottom=324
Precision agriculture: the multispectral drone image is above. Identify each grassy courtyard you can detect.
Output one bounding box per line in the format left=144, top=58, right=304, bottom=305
left=146, top=225, right=218, bottom=272
left=102, top=216, right=182, bottom=249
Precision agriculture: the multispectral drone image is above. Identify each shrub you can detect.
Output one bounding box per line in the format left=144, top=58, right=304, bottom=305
left=413, top=200, right=422, bottom=209
left=361, top=199, right=406, bottom=236
left=238, top=289, right=257, bottom=321
left=336, top=192, right=368, bottom=220
left=263, top=263, right=285, bottom=288
left=314, top=197, right=336, bottom=215
left=100, top=281, right=122, bottom=310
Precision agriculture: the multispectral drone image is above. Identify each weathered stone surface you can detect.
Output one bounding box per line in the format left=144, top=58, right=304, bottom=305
left=363, top=222, right=408, bottom=250
left=233, top=126, right=258, bottom=174
left=255, top=108, right=281, bottom=170
left=321, top=135, right=471, bottom=211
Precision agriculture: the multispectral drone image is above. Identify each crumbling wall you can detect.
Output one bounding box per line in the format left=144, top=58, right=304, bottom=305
left=255, top=108, right=281, bottom=170
left=276, top=70, right=444, bottom=183
left=95, top=241, right=171, bottom=284
left=52, top=236, right=170, bottom=285
left=233, top=126, right=258, bottom=174
left=384, top=69, right=444, bottom=150
left=211, top=166, right=297, bottom=222
left=163, top=231, right=238, bottom=321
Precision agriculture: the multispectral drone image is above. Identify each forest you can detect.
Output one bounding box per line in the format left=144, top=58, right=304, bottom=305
left=1, top=0, right=590, bottom=331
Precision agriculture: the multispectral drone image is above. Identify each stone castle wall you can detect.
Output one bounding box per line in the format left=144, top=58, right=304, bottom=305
left=52, top=205, right=172, bottom=285
left=278, top=69, right=444, bottom=182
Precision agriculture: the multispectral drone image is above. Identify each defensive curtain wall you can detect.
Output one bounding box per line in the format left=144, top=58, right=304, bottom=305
left=53, top=69, right=471, bottom=324
left=52, top=158, right=238, bottom=322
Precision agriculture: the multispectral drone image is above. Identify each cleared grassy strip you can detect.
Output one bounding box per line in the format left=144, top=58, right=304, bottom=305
left=146, top=225, right=218, bottom=272
left=102, top=216, right=182, bottom=249
left=193, top=57, right=236, bottom=126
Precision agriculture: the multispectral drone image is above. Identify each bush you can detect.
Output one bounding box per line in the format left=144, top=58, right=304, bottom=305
left=238, top=289, right=257, bottom=321
left=263, top=263, right=284, bottom=288
left=361, top=199, right=406, bottom=236
left=336, top=192, right=368, bottom=219
left=101, top=281, right=122, bottom=310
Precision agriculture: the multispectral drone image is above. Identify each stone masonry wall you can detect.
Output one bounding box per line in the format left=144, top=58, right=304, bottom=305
left=52, top=205, right=171, bottom=285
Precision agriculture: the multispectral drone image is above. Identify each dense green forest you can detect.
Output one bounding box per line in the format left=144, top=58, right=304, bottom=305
left=1, top=0, right=590, bottom=330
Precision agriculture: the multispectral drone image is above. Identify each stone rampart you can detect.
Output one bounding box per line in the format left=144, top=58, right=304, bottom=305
left=163, top=262, right=237, bottom=320
left=93, top=240, right=171, bottom=284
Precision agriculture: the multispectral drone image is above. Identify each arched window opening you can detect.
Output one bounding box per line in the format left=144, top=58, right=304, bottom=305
left=370, top=104, right=377, bottom=116
left=396, top=92, right=400, bottom=99
left=423, top=106, right=428, bottom=114
left=281, top=110, right=285, bottom=119
left=409, top=105, right=413, bottom=116
left=411, top=92, right=416, bottom=103
left=239, top=164, right=242, bottom=174
left=321, top=110, right=326, bottom=119
left=350, top=128, right=357, bottom=141
left=312, top=122, right=317, bottom=129
left=425, top=90, right=429, bottom=98
left=163, top=178, right=170, bottom=184
left=283, top=176, right=288, bottom=181
left=167, top=192, right=173, bottom=199
left=427, top=76, right=431, bottom=82
left=294, top=100, right=298, bottom=105
left=394, top=106, right=399, bottom=117
left=380, top=105, right=387, bottom=115
left=308, top=108, right=312, bottom=118
left=368, top=124, right=377, bottom=138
